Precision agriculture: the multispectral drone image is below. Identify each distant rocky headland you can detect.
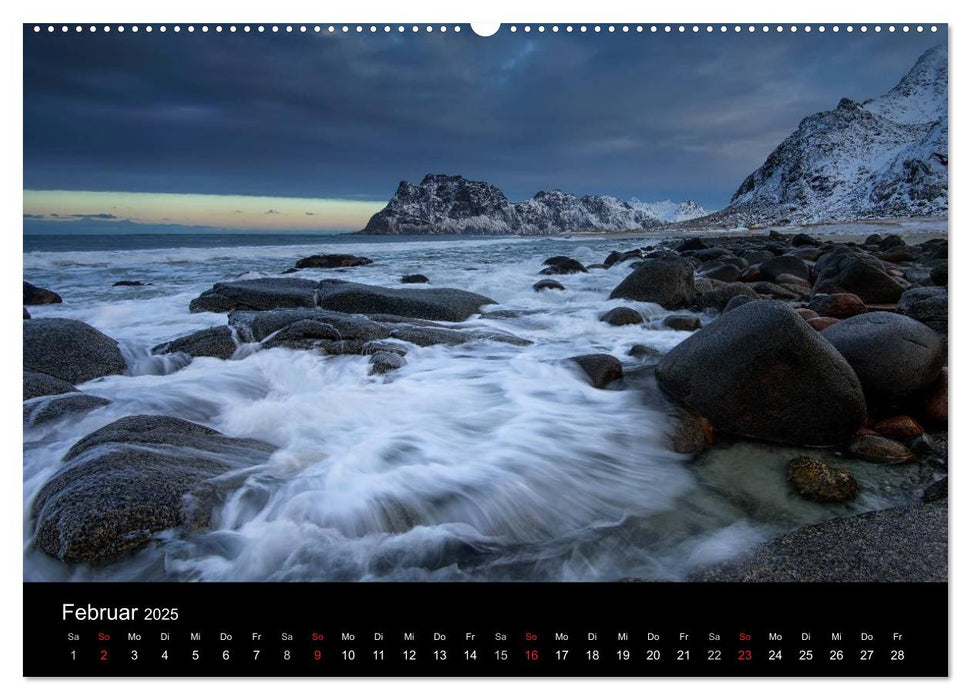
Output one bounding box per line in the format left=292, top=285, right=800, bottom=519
left=357, top=173, right=706, bottom=236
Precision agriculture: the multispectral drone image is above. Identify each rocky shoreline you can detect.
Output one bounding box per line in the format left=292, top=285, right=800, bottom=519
left=23, top=228, right=948, bottom=580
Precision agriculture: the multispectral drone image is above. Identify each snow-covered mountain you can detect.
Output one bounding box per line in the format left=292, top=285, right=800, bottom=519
left=358, top=174, right=705, bottom=235
left=630, top=198, right=709, bottom=223
left=709, top=44, right=947, bottom=227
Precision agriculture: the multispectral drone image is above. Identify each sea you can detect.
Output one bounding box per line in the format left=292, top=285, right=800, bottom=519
left=23, top=231, right=932, bottom=582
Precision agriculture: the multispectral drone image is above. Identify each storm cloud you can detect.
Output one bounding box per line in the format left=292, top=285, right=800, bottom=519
left=24, top=25, right=942, bottom=210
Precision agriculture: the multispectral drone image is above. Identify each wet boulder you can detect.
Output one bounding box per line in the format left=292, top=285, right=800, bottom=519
left=600, top=307, right=643, bottom=326
left=656, top=301, right=866, bottom=446
left=603, top=249, right=642, bottom=268
left=24, top=393, right=111, bottom=428
left=24, top=281, right=62, bottom=305
left=879, top=234, right=906, bottom=251
left=540, top=256, right=588, bottom=275
left=400, top=274, right=429, bottom=284
left=676, top=237, right=707, bottom=252
left=670, top=409, right=714, bottom=455
left=152, top=326, right=237, bottom=360
left=723, top=295, right=755, bottom=313
left=663, top=314, right=701, bottom=331
left=812, top=247, right=908, bottom=303
left=229, top=308, right=381, bottom=344
left=788, top=245, right=822, bottom=261
left=749, top=281, right=801, bottom=300
left=822, top=312, right=945, bottom=411
left=31, top=415, right=277, bottom=563
left=791, top=233, right=821, bottom=247
left=807, top=293, right=867, bottom=319
left=23, top=371, right=77, bottom=400
left=294, top=253, right=373, bottom=269
left=315, top=279, right=496, bottom=321
left=533, top=279, right=565, bottom=292
left=609, top=258, right=696, bottom=309
left=697, top=261, right=742, bottom=283
left=698, top=282, right=759, bottom=311
left=191, top=278, right=496, bottom=322
left=24, top=318, right=126, bottom=384
left=628, top=344, right=662, bottom=362
left=190, top=278, right=320, bottom=312
left=897, top=287, right=947, bottom=334
left=570, top=354, right=623, bottom=389
left=368, top=351, right=406, bottom=375
left=808, top=317, right=840, bottom=332
left=759, top=255, right=810, bottom=282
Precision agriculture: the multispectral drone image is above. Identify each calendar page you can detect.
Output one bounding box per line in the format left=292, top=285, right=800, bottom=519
left=22, top=20, right=948, bottom=677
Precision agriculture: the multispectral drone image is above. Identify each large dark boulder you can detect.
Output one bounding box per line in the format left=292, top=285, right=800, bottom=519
left=24, top=281, right=62, bottom=305
left=315, top=279, right=496, bottom=321
left=152, top=326, right=237, bottom=360
left=807, top=293, right=867, bottom=319
left=822, top=311, right=945, bottom=411
left=608, top=258, right=695, bottom=309
left=603, top=249, right=642, bottom=268
left=697, top=282, right=759, bottom=311
left=31, top=415, right=276, bottom=562
left=878, top=234, right=906, bottom=251
left=656, top=301, right=865, bottom=445
left=227, top=308, right=528, bottom=352
left=570, top=354, right=623, bottom=389
left=897, top=286, right=947, bottom=334
left=600, top=307, right=643, bottom=326
left=533, top=279, right=565, bottom=292
left=190, top=278, right=496, bottom=322
left=294, top=253, right=373, bottom=269
left=24, top=318, right=126, bottom=384
left=369, top=351, right=406, bottom=375
left=697, top=261, right=742, bottom=283
left=189, top=278, right=320, bottom=312
left=540, top=256, right=588, bottom=275
left=759, top=255, right=810, bottom=282
left=23, top=371, right=76, bottom=400
left=812, top=247, right=908, bottom=303
left=791, top=233, right=821, bottom=247
left=229, top=308, right=384, bottom=344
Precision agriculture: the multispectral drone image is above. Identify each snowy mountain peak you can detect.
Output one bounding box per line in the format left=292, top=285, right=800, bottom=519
left=359, top=175, right=705, bottom=235
left=711, top=45, right=947, bottom=227
left=863, top=44, right=947, bottom=125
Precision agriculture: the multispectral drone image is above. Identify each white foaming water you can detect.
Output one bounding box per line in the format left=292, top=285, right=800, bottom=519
left=23, top=233, right=928, bottom=582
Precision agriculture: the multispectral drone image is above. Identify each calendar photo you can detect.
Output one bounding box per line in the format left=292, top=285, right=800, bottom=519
left=23, top=23, right=947, bottom=598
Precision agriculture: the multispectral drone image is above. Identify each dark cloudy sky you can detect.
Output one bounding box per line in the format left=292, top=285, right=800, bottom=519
left=23, top=25, right=942, bottom=231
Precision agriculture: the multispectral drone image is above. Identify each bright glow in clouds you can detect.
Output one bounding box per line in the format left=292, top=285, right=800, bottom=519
left=23, top=190, right=385, bottom=231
